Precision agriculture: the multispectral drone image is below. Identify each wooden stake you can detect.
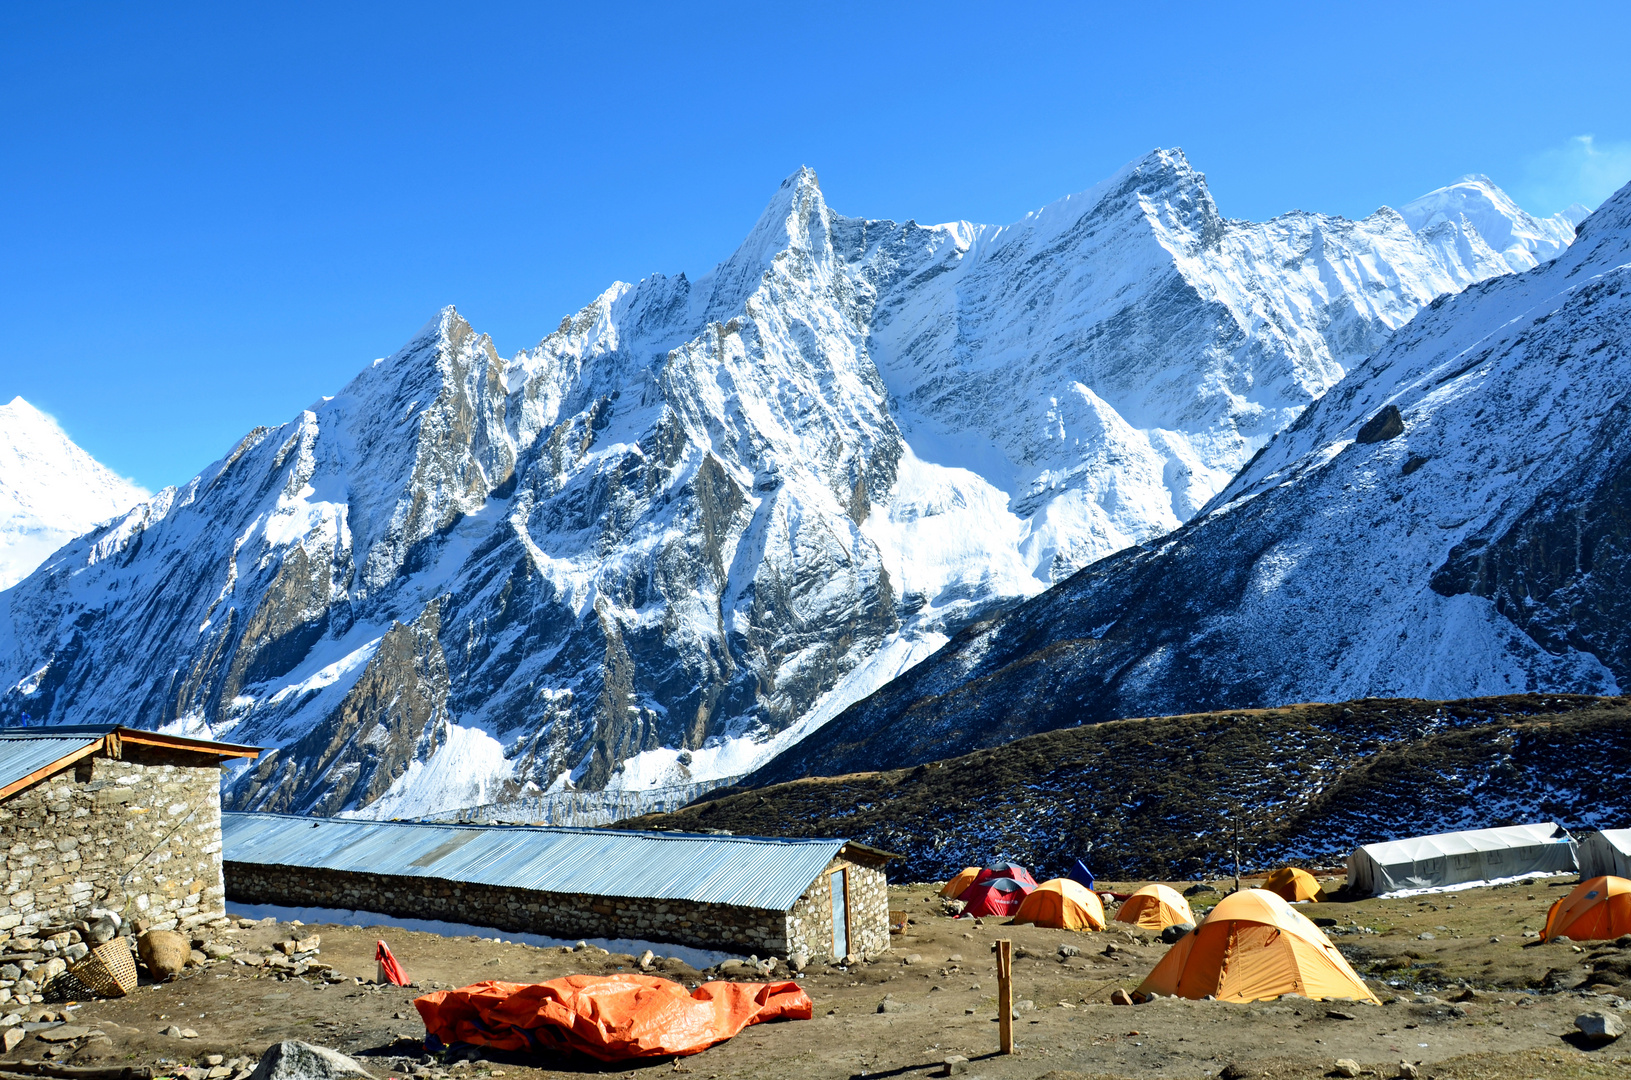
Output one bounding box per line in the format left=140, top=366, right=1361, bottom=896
left=996, top=938, right=1013, bottom=1055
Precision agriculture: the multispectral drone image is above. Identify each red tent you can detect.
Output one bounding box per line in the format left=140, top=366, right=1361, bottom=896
left=961, top=876, right=1033, bottom=917
left=973, top=864, right=1038, bottom=890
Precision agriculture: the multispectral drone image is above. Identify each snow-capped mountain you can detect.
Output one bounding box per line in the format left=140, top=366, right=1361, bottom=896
left=1400, top=175, right=1588, bottom=274
left=752, top=178, right=1631, bottom=786
left=0, top=397, right=148, bottom=591
left=0, top=150, right=1579, bottom=818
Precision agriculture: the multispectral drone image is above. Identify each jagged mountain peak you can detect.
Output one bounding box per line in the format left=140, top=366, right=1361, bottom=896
left=0, top=153, right=1590, bottom=822
left=1399, top=174, right=1581, bottom=273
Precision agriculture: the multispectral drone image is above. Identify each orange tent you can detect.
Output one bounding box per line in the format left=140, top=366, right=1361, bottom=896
left=1012, top=878, right=1106, bottom=931
left=1137, top=889, right=1377, bottom=1004
left=415, top=975, right=811, bottom=1060
left=940, top=867, right=980, bottom=899
left=1543, top=876, right=1631, bottom=942
left=1262, top=867, right=1324, bottom=903
left=1115, top=884, right=1196, bottom=930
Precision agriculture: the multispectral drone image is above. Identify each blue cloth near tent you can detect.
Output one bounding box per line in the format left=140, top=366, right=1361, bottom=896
left=1066, top=858, right=1094, bottom=891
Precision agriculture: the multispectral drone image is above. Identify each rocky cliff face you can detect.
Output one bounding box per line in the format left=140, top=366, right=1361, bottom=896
left=0, top=151, right=1569, bottom=817
left=752, top=178, right=1631, bottom=786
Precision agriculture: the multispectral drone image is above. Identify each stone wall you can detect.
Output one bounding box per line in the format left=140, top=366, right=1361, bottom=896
left=0, top=747, right=230, bottom=1005
left=226, top=851, right=894, bottom=959
left=0, top=751, right=229, bottom=935
left=784, top=853, right=891, bottom=962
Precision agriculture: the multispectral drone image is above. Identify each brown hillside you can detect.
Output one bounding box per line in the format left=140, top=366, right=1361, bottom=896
left=623, top=694, right=1631, bottom=881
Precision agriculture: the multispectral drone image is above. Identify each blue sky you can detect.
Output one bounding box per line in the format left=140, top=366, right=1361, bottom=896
left=3, top=1, right=1628, bottom=491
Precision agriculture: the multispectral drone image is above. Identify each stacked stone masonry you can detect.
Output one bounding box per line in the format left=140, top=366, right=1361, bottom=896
left=227, top=848, right=892, bottom=960
left=0, top=752, right=229, bottom=935
left=0, top=748, right=231, bottom=1006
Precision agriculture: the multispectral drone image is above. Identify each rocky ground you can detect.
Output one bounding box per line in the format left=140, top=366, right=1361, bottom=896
left=5, top=878, right=1630, bottom=1080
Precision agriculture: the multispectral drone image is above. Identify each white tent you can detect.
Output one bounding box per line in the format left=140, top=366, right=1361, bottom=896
left=1578, top=830, right=1631, bottom=880
left=1347, top=822, right=1578, bottom=896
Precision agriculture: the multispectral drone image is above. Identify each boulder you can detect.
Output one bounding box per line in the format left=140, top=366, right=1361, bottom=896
left=1357, top=404, right=1404, bottom=443
left=1575, top=1010, right=1624, bottom=1043
left=248, top=1042, right=375, bottom=1080
left=139, top=931, right=191, bottom=982
left=1161, top=922, right=1196, bottom=944
left=85, top=915, right=120, bottom=946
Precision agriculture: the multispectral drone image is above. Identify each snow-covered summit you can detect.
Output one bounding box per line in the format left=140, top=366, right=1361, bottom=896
left=0, top=397, right=148, bottom=590
left=0, top=151, right=1584, bottom=820
left=1400, top=174, right=1586, bottom=273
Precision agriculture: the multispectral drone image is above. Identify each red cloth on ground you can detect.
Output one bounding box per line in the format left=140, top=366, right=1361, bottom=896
left=414, top=975, right=812, bottom=1061
left=376, top=941, right=410, bottom=986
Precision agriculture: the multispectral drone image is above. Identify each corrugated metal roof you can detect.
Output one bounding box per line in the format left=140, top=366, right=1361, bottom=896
left=0, top=733, right=103, bottom=796
left=223, top=812, right=866, bottom=911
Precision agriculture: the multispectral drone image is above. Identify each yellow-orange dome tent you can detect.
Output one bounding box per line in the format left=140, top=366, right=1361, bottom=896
left=940, top=867, right=980, bottom=899
left=1543, top=876, right=1631, bottom=942
left=1137, top=889, right=1377, bottom=1003
left=1115, top=884, right=1196, bottom=930
left=1262, top=866, right=1325, bottom=902
left=1012, top=879, right=1106, bottom=931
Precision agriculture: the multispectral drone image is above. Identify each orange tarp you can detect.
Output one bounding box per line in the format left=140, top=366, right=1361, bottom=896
left=1262, top=867, right=1325, bottom=903
left=941, top=867, right=980, bottom=899
left=1013, top=879, right=1106, bottom=931
left=415, top=976, right=812, bottom=1061
left=1544, top=876, right=1631, bottom=942
left=1115, top=884, right=1196, bottom=930
left=1137, top=889, right=1377, bottom=1004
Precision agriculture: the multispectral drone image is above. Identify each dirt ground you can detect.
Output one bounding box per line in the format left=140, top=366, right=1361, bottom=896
left=11, top=876, right=1631, bottom=1080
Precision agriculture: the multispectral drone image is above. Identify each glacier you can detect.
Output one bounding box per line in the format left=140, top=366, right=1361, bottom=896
left=0, top=149, right=1582, bottom=819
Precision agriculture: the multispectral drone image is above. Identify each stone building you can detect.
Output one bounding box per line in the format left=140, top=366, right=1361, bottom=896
left=0, top=724, right=261, bottom=999
left=224, top=812, right=895, bottom=959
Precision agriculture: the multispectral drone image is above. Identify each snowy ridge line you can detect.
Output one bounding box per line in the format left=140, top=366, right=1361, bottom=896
left=405, top=776, right=741, bottom=828
left=0, top=150, right=1589, bottom=820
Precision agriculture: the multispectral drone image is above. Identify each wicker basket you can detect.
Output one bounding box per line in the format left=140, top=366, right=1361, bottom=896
left=64, top=937, right=139, bottom=998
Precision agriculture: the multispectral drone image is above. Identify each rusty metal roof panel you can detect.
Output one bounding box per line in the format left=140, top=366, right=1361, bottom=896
left=222, top=812, right=855, bottom=911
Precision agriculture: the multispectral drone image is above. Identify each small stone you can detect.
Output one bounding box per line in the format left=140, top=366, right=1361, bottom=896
left=946, top=954, right=963, bottom=963
left=37, top=1025, right=94, bottom=1042
left=940, top=1055, right=968, bottom=1077
left=1, top=1028, right=22, bottom=1053
left=294, top=936, right=321, bottom=954
left=189, top=950, right=209, bottom=966
left=638, top=950, right=655, bottom=970
left=902, top=954, right=922, bottom=965
left=1395, top=1064, right=1421, bottom=1080
left=1326, top=1010, right=1357, bottom=1021
left=788, top=952, right=809, bottom=972
left=63, top=943, right=89, bottom=963
left=180, top=1028, right=200, bottom=1039
left=207, top=1055, right=226, bottom=1066
left=878, top=995, right=906, bottom=1014
left=1103, top=943, right=1121, bottom=956
left=204, top=944, right=235, bottom=960
left=1333, top=1062, right=1361, bottom=1079
left=1523, top=930, right=1540, bottom=938
left=1575, top=1010, right=1624, bottom=1043
left=1016, top=999, right=1035, bottom=1012
left=161, top=1025, right=185, bottom=1037
left=1417, top=932, right=1435, bottom=940
left=208, top=1068, right=232, bottom=1079
left=1057, top=944, right=1080, bottom=958
left=1110, top=988, right=1134, bottom=1006
left=1219, top=1064, right=1256, bottom=1080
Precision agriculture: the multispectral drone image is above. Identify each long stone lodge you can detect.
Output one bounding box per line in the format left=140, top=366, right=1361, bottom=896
left=223, top=812, right=895, bottom=960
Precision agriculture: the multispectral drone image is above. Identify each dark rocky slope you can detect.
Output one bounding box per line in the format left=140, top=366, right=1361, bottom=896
left=628, top=694, right=1631, bottom=882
